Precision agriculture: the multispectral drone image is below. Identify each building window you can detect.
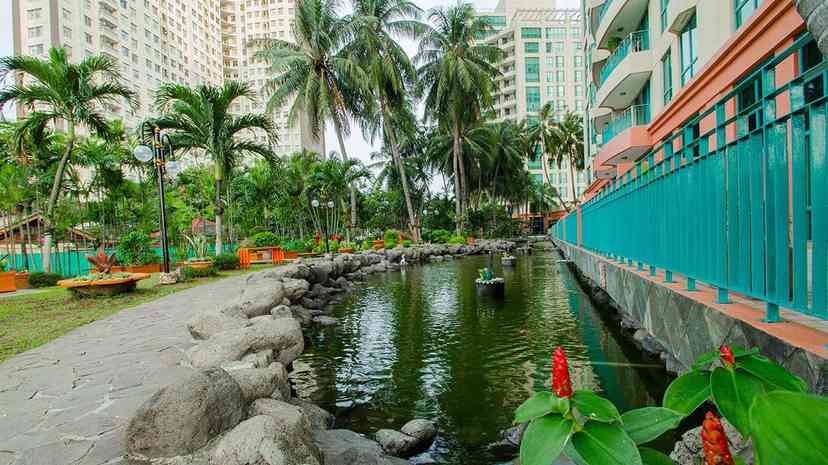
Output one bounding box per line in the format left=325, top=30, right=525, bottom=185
left=525, top=57, right=540, bottom=82
left=662, top=51, right=673, bottom=105
left=546, top=71, right=554, bottom=82
left=574, top=55, right=583, bottom=67
left=574, top=70, right=584, bottom=82
left=575, top=85, right=583, bottom=97
left=526, top=86, right=541, bottom=112
left=546, top=27, right=566, bottom=40
left=525, top=42, right=539, bottom=53
left=575, top=100, right=584, bottom=111
left=660, top=0, right=669, bottom=32
left=556, top=85, right=566, bottom=97
left=680, top=14, right=698, bottom=86
left=735, top=0, right=761, bottom=28
left=555, top=56, right=565, bottom=67
left=556, top=70, right=565, bottom=82
left=521, top=27, right=542, bottom=39
left=547, top=86, right=554, bottom=97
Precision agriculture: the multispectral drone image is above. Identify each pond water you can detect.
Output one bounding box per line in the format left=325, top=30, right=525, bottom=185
left=291, top=249, right=674, bottom=465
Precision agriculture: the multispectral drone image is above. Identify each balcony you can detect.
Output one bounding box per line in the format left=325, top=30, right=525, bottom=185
left=594, top=104, right=652, bottom=170
left=594, top=31, right=652, bottom=109
left=587, top=0, right=607, bottom=38
left=594, top=0, right=649, bottom=50
left=666, top=0, right=698, bottom=34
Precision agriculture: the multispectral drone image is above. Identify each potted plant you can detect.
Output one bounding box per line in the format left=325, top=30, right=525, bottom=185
left=14, top=270, right=30, bottom=289
left=338, top=241, right=356, bottom=254
left=475, top=267, right=504, bottom=296
left=0, top=259, right=15, bottom=293
left=179, top=234, right=214, bottom=270
left=58, top=245, right=150, bottom=297
left=116, top=231, right=162, bottom=273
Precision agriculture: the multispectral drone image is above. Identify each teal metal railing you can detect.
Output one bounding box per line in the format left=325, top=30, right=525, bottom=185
left=601, top=104, right=650, bottom=145
left=596, top=0, right=615, bottom=30
left=554, top=34, right=828, bottom=321
left=599, top=30, right=650, bottom=86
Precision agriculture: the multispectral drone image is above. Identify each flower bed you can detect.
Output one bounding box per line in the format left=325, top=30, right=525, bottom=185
left=58, top=272, right=151, bottom=297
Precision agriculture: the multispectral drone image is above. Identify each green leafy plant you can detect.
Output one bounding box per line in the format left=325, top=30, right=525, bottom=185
left=384, top=229, right=400, bottom=242
left=282, top=240, right=306, bottom=253
left=179, top=264, right=217, bottom=281
left=213, top=253, right=240, bottom=271
left=27, top=272, right=63, bottom=288
left=0, top=258, right=7, bottom=272
left=252, top=231, right=281, bottom=248
left=384, top=239, right=396, bottom=249
left=447, top=235, right=466, bottom=245
left=184, top=234, right=211, bottom=261
left=338, top=241, right=356, bottom=250
left=517, top=345, right=826, bottom=465
left=478, top=268, right=494, bottom=281
left=401, top=239, right=413, bottom=247
left=116, top=231, right=161, bottom=266
left=429, top=229, right=452, bottom=244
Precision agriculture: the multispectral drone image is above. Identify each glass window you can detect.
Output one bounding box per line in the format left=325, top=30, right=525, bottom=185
left=546, top=27, right=566, bottom=40
left=574, top=70, right=584, bottom=82
left=556, top=56, right=565, bottom=67
left=662, top=51, right=673, bottom=105
left=525, top=42, right=539, bottom=53
left=556, top=70, right=566, bottom=82
left=574, top=55, right=583, bottom=67
left=525, top=57, right=540, bottom=82
left=547, top=86, right=554, bottom=96
left=735, top=0, right=761, bottom=28
left=546, top=71, right=554, bottom=82
left=557, top=85, right=566, bottom=97
left=575, top=85, right=583, bottom=96
left=660, top=0, right=669, bottom=32
left=575, top=100, right=584, bottom=111
left=521, top=27, right=542, bottom=39
left=680, top=15, right=698, bottom=85
left=526, top=86, right=541, bottom=112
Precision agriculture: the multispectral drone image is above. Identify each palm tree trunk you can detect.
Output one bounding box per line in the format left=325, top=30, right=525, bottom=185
left=332, top=117, right=357, bottom=229
left=540, top=139, right=551, bottom=185
left=383, top=106, right=419, bottom=241
left=215, top=163, right=223, bottom=256
left=320, top=123, right=327, bottom=159
left=451, top=117, right=463, bottom=234
left=568, top=149, right=578, bottom=206
left=42, top=120, right=76, bottom=272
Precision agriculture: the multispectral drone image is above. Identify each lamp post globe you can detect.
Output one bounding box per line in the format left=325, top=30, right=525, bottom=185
left=311, top=199, right=320, bottom=208
left=133, top=145, right=154, bottom=163
left=326, top=201, right=335, bottom=209
left=165, top=160, right=180, bottom=177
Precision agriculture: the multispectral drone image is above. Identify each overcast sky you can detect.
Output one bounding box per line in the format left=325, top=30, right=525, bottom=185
left=0, top=0, right=580, bottom=157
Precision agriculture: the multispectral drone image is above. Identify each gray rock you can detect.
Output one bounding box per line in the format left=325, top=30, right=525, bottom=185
left=270, top=305, right=294, bottom=320
left=221, top=360, right=257, bottom=371
left=232, top=274, right=286, bottom=318
left=227, top=363, right=290, bottom=402
left=126, top=368, right=245, bottom=460
left=313, top=316, right=339, bottom=326
left=400, top=419, right=437, bottom=446
left=314, top=430, right=408, bottom=465
left=187, top=318, right=304, bottom=369
left=241, top=349, right=275, bottom=368
left=187, top=310, right=249, bottom=340
left=287, top=398, right=334, bottom=430
left=208, top=414, right=321, bottom=465
left=670, top=417, right=753, bottom=465
left=281, top=278, right=310, bottom=302
left=290, top=305, right=314, bottom=326
left=375, top=429, right=419, bottom=457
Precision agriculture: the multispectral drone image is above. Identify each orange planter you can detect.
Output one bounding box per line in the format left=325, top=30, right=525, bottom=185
left=373, top=240, right=385, bottom=250
left=0, top=271, right=16, bottom=293
left=14, top=272, right=30, bottom=289
left=338, top=247, right=354, bottom=254
left=284, top=251, right=299, bottom=260
left=178, top=260, right=213, bottom=270
left=467, top=237, right=476, bottom=245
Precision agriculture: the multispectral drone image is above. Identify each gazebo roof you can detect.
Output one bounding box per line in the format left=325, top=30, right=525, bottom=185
left=0, top=212, right=96, bottom=243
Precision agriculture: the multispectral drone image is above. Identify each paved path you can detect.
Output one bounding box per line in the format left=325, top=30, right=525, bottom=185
left=0, top=274, right=249, bottom=465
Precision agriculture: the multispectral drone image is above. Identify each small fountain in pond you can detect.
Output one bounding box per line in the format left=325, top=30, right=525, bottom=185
left=500, top=253, right=517, bottom=267
left=475, top=267, right=505, bottom=297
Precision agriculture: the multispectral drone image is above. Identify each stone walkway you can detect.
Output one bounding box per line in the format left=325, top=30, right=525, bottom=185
left=0, top=274, right=250, bottom=465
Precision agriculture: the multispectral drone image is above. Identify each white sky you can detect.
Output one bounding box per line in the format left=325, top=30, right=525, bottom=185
left=0, top=0, right=581, bottom=154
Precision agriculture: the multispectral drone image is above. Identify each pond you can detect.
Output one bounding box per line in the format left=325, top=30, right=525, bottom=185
left=291, top=249, right=674, bottom=465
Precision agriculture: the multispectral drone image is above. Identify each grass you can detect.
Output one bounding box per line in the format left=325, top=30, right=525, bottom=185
left=0, top=265, right=273, bottom=363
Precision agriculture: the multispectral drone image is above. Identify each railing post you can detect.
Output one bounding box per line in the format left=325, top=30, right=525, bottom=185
left=687, top=277, right=696, bottom=291
left=717, top=287, right=730, bottom=304
left=637, top=261, right=643, bottom=271
left=649, top=265, right=656, bottom=277
left=764, top=302, right=782, bottom=323
left=664, top=270, right=674, bottom=283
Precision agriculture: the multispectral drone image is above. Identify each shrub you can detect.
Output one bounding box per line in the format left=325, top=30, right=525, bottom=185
left=447, top=235, right=466, bottom=245
left=384, top=239, right=396, bottom=249
left=28, top=272, right=63, bottom=288
left=213, top=253, right=240, bottom=270
left=179, top=265, right=217, bottom=281
left=282, top=240, right=306, bottom=253
left=430, top=229, right=452, bottom=244
left=384, top=229, right=400, bottom=242
left=0, top=259, right=6, bottom=272
left=116, top=231, right=160, bottom=266
left=401, top=239, right=412, bottom=247
left=252, top=231, right=280, bottom=248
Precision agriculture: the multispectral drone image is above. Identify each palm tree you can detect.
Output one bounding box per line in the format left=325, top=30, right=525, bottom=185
left=549, top=111, right=585, bottom=206
left=527, top=102, right=557, bottom=188
left=796, top=1, right=828, bottom=57
left=0, top=48, right=136, bottom=271
left=151, top=81, right=276, bottom=255
left=346, top=0, right=426, bottom=240
left=415, top=2, right=502, bottom=233
left=254, top=0, right=367, bottom=228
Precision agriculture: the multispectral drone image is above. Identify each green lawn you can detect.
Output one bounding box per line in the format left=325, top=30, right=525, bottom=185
left=0, top=265, right=273, bottom=362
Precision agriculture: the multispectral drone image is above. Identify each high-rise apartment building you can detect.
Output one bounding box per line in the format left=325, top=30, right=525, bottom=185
left=220, top=0, right=319, bottom=155
left=11, top=0, right=318, bottom=156
left=478, top=0, right=589, bottom=207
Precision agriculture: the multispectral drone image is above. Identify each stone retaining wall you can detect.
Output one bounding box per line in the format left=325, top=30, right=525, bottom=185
left=124, top=240, right=514, bottom=465
left=553, top=240, right=826, bottom=394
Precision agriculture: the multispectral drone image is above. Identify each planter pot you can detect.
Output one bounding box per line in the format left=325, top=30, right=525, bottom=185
left=14, top=272, right=30, bottom=289
left=298, top=252, right=321, bottom=258
left=284, top=251, right=299, bottom=260
left=179, top=260, right=213, bottom=270
left=58, top=273, right=150, bottom=297
left=475, top=277, right=505, bottom=297
left=125, top=264, right=161, bottom=274
left=467, top=237, right=476, bottom=245
left=338, top=247, right=354, bottom=254
left=373, top=240, right=385, bottom=250
left=0, top=271, right=16, bottom=293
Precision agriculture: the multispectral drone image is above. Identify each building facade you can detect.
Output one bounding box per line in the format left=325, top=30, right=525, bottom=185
left=477, top=0, right=590, bottom=207
left=11, top=0, right=317, bottom=156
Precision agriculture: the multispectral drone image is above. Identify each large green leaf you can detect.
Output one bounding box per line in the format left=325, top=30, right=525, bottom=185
left=639, top=447, right=676, bottom=465
left=737, top=354, right=806, bottom=392
left=563, top=441, right=589, bottom=465
left=710, top=367, right=766, bottom=436
left=515, top=391, right=569, bottom=424
left=691, top=349, right=718, bottom=370
left=750, top=391, right=828, bottom=465
left=571, top=390, right=621, bottom=423
left=663, top=370, right=711, bottom=415
left=519, top=415, right=575, bottom=465
left=621, top=407, right=683, bottom=444
left=570, top=421, right=642, bottom=465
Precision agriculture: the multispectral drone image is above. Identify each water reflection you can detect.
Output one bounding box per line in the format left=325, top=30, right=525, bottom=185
left=291, top=252, right=671, bottom=465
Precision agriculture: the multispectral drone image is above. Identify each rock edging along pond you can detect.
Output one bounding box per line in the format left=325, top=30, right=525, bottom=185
left=124, top=240, right=515, bottom=465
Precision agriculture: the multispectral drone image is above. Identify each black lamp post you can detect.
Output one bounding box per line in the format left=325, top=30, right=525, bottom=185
left=133, top=124, right=179, bottom=274
left=312, top=198, right=336, bottom=253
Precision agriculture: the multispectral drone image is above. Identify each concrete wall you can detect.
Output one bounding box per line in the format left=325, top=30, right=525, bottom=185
left=554, top=240, right=827, bottom=394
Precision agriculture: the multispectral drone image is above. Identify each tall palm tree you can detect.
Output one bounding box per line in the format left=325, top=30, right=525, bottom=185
left=527, top=102, right=557, bottom=187
left=549, top=111, right=585, bottom=206
left=0, top=48, right=136, bottom=271
left=346, top=0, right=426, bottom=240
left=415, top=2, right=502, bottom=233
left=796, top=1, right=828, bottom=57
left=151, top=81, right=276, bottom=255
left=254, top=0, right=367, bottom=228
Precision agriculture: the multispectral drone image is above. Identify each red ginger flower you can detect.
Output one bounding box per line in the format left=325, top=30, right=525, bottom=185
left=702, top=412, right=735, bottom=465
left=719, top=345, right=735, bottom=368
left=551, top=347, right=573, bottom=399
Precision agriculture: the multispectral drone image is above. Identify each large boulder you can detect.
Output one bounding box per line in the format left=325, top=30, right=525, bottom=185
left=281, top=278, right=310, bottom=302
left=126, top=368, right=245, bottom=460
left=187, top=309, right=250, bottom=340
left=314, top=430, right=409, bottom=465
left=226, top=363, right=290, bottom=401
left=400, top=419, right=437, bottom=446
left=230, top=274, right=286, bottom=318
left=209, top=414, right=321, bottom=465
left=244, top=400, right=323, bottom=464
left=375, top=429, right=419, bottom=457
left=187, top=318, right=304, bottom=369
left=288, top=398, right=335, bottom=430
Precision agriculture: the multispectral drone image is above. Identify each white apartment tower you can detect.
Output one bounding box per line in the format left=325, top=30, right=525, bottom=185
left=478, top=0, right=590, bottom=205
